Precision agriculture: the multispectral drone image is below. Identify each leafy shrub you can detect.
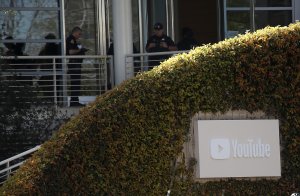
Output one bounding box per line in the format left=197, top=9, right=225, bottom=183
left=0, top=79, right=68, bottom=161
left=0, top=23, right=300, bottom=195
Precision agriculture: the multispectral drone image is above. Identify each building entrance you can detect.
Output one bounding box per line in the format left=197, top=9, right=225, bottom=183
left=176, top=0, right=220, bottom=45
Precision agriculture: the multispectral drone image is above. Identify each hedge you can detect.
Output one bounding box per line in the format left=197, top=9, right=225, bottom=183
left=1, top=23, right=299, bottom=195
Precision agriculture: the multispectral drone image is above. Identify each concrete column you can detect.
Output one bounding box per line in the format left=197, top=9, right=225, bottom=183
left=112, top=0, right=133, bottom=85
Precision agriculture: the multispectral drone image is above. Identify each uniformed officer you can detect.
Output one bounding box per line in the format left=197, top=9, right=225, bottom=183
left=146, top=22, right=177, bottom=69
left=66, top=26, right=88, bottom=106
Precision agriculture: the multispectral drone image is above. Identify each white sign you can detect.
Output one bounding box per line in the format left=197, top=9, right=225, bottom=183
left=195, top=120, right=281, bottom=178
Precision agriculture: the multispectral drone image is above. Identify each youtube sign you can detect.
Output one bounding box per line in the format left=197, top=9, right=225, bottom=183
left=195, top=120, right=281, bottom=178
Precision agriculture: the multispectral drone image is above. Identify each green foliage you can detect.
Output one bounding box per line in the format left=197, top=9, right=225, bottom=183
left=1, top=23, right=300, bottom=195
left=0, top=79, right=69, bottom=160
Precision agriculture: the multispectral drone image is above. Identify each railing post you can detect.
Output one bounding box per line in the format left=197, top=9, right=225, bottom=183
left=140, top=56, right=145, bottom=73
left=103, top=57, right=107, bottom=92
left=53, top=58, right=58, bottom=106
left=98, top=58, right=102, bottom=93
left=62, top=57, right=68, bottom=107
left=109, top=56, right=114, bottom=87
left=6, top=162, right=10, bottom=178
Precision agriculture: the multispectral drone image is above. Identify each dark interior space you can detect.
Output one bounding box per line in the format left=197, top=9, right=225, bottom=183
left=177, top=0, right=218, bottom=45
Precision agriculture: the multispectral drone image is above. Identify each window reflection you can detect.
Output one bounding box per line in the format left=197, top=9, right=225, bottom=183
left=227, top=0, right=250, bottom=7
left=0, top=11, right=59, bottom=40
left=0, top=42, right=57, bottom=56
left=227, top=0, right=292, bottom=8
left=132, top=0, right=140, bottom=52
left=0, top=0, right=58, bottom=7
left=225, top=0, right=293, bottom=38
left=227, top=11, right=250, bottom=35
left=255, top=11, right=292, bottom=30
left=65, top=0, right=96, bottom=54
left=255, top=0, right=292, bottom=7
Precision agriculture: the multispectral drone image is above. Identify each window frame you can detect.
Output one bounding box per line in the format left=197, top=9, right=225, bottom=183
left=0, top=0, right=65, bottom=55
left=224, top=0, right=295, bottom=38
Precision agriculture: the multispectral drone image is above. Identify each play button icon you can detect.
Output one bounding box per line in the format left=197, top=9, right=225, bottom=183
left=218, top=144, right=224, bottom=152
left=210, top=138, right=230, bottom=159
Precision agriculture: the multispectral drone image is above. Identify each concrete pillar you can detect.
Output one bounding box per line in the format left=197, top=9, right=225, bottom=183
left=112, top=0, right=133, bottom=85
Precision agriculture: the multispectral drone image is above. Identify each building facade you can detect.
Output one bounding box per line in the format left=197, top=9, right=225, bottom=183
left=1, top=0, right=300, bottom=84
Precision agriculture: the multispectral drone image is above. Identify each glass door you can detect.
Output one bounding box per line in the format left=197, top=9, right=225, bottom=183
left=147, top=0, right=175, bottom=41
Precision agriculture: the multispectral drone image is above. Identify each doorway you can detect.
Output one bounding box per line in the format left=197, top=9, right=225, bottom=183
left=176, top=0, right=219, bottom=45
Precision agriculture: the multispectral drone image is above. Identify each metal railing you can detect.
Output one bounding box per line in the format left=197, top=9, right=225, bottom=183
left=0, top=145, right=41, bottom=185
left=0, top=55, right=113, bottom=107
left=125, top=50, right=189, bottom=79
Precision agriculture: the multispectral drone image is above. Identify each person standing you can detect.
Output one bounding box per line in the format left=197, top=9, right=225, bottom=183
left=3, top=36, right=16, bottom=56
left=177, top=27, right=199, bottom=50
left=146, top=22, right=177, bottom=69
left=66, top=26, right=88, bottom=106
left=3, top=36, right=33, bottom=86
left=38, top=33, right=61, bottom=103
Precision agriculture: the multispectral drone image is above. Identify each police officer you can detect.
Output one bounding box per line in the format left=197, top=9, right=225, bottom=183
left=66, top=26, right=88, bottom=106
left=146, top=22, right=177, bottom=69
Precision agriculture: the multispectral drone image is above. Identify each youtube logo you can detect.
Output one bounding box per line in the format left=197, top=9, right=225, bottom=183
left=210, top=138, right=230, bottom=159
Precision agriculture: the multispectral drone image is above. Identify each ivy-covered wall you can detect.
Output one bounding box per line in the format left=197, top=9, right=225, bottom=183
left=1, top=23, right=300, bottom=195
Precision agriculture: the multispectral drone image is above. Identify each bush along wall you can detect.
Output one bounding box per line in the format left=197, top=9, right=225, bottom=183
left=1, top=23, right=300, bottom=195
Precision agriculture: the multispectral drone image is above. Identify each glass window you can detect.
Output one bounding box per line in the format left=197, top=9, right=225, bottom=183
left=255, top=10, right=292, bottom=30
left=227, top=11, right=250, bottom=35
left=227, top=0, right=250, bottom=7
left=0, top=0, right=58, bottom=7
left=0, top=42, right=60, bottom=56
left=224, top=0, right=293, bottom=38
left=25, top=43, right=53, bottom=56
left=132, top=0, right=140, bottom=52
left=65, top=0, right=96, bottom=54
left=255, top=0, right=292, bottom=7
left=0, top=11, right=59, bottom=40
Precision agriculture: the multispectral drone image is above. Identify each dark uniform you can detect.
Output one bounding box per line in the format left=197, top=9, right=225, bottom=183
left=38, top=34, right=62, bottom=102
left=146, top=34, right=176, bottom=69
left=66, top=34, right=85, bottom=105
left=4, top=39, right=34, bottom=86
left=177, top=27, right=198, bottom=50
left=177, top=37, right=198, bottom=50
